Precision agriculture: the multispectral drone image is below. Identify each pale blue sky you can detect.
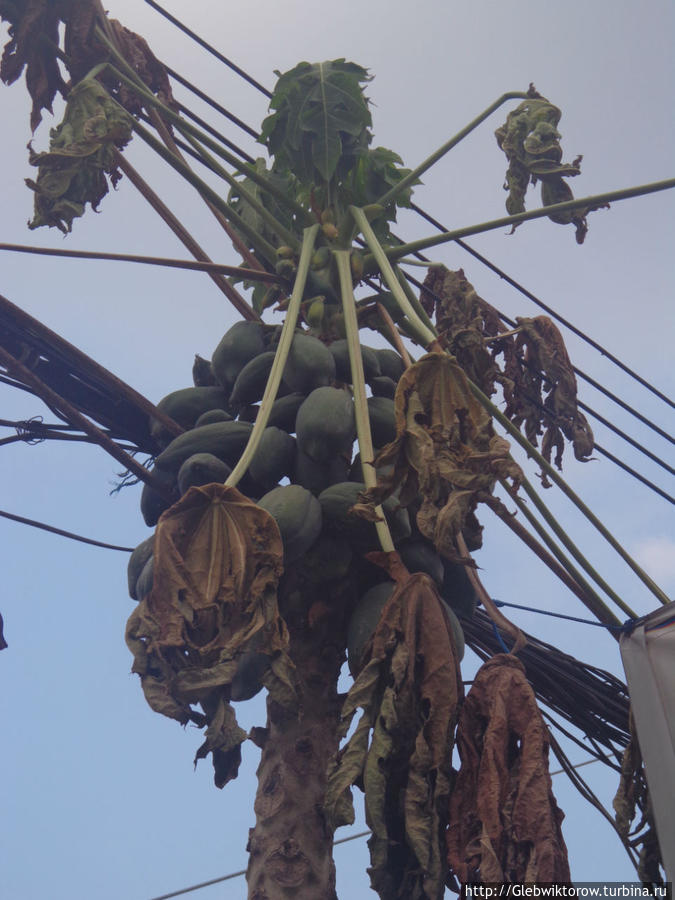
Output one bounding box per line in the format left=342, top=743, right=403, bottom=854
left=1, top=1, right=674, bottom=898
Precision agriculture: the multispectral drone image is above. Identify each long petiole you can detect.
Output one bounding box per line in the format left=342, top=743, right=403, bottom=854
left=370, top=179, right=675, bottom=267
left=350, top=207, right=437, bottom=347
left=335, top=250, right=395, bottom=553
left=95, top=27, right=312, bottom=224
left=225, top=225, right=320, bottom=488
left=376, top=91, right=530, bottom=208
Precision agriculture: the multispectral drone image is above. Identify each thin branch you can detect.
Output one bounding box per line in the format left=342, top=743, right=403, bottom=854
left=375, top=302, right=413, bottom=368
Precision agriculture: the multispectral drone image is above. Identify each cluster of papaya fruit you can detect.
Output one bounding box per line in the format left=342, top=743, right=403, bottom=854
left=127, top=319, right=474, bottom=695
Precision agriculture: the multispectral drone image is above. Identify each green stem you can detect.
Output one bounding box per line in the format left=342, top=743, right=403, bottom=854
left=95, top=27, right=312, bottom=225
left=468, top=380, right=670, bottom=607
left=370, top=179, right=675, bottom=266
left=225, top=225, right=320, bottom=488
left=131, top=119, right=278, bottom=266
left=350, top=207, right=437, bottom=347
left=335, top=250, right=395, bottom=553
left=376, top=91, right=530, bottom=208
left=395, top=266, right=436, bottom=334
left=498, top=479, right=624, bottom=629
left=178, top=129, right=300, bottom=250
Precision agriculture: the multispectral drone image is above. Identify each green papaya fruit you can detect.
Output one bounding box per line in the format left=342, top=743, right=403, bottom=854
left=398, top=539, right=444, bottom=585
left=257, top=484, right=323, bottom=564
left=192, top=354, right=216, bottom=387
left=177, top=453, right=232, bottom=495
left=155, top=421, right=253, bottom=473
left=282, top=332, right=336, bottom=394
left=229, top=351, right=276, bottom=409
left=237, top=405, right=259, bottom=423
left=150, top=386, right=231, bottom=443
left=135, top=555, right=154, bottom=601
left=293, top=446, right=351, bottom=495
left=140, top=468, right=177, bottom=526
left=441, top=559, right=478, bottom=618
left=376, top=348, right=406, bottom=382
left=298, top=534, right=353, bottom=583
left=327, top=339, right=381, bottom=384
left=367, top=395, right=396, bottom=448
left=127, top=535, right=154, bottom=600
left=195, top=408, right=232, bottom=427
left=369, top=375, right=397, bottom=399
left=318, top=481, right=410, bottom=550
left=296, top=386, right=355, bottom=462
left=267, top=392, right=306, bottom=433
left=212, top=321, right=265, bottom=389
left=347, top=581, right=394, bottom=676
left=248, top=427, right=296, bottom=491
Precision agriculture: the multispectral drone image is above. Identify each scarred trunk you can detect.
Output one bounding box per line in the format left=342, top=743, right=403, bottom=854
left=246, top=593, right=346, bottom=900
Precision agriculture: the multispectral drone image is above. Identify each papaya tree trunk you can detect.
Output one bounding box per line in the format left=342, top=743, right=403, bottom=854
left=246, top=590, right=347, bottom=900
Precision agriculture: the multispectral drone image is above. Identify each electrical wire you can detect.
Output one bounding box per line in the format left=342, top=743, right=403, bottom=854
left=410, top=202, right=675, bottom=410
left=143, top=0, right=272, bottom=98
left=0, top=508, right=133, bottom=552
left=146, top=830, right=371, bottom=900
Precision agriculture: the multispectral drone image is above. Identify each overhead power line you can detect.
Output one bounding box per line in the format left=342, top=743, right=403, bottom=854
left=410, top=202, right=675, bottom=410
left=0, top=508, right=133, bottom=552
left=143, top=0, right=272, bottom=97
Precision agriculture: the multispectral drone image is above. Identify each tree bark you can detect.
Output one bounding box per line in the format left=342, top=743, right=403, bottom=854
left=246, top=592, right=347, bottom=900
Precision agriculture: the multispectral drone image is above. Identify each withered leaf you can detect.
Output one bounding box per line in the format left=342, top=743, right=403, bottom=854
left=362, top=353, right=522, bottom=562
left=0, top=0, right=64, bottom=131
left=504, top=316, right=594, bottom=479
left=125, top=483, right=294, bottom=787
left=326, top=574, right=463, bottom=900
left=613, top=727, right=664, bottom=885
left=447, top=654, right=570, bottom=884
left=495, top=90, right=606, bottom=243
left=104, top=19, right=177, bottom=116
left=26, top=77, right=132, bottom=232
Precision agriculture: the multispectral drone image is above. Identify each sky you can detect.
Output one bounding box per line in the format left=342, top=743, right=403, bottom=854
left=1, top=1, right=674, bottom=898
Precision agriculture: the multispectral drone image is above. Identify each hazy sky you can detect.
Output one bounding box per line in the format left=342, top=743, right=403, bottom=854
left=1, top=2, right=673, bottom=898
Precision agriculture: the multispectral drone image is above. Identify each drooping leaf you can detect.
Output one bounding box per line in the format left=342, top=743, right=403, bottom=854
left=495, top=87, right=608, bottom=243
left=421, top=268, right=593, bottom=480
left=502, top=315, right=594, bottom=478
left=326, top=573, right=463, bottom=900
left=260, top=59, right=373, bottom=189
left=125, top=483, right=295, bottom=787
left=103, top=18, right=177, bottom=116
left=360, top=353, right=523, bottom=561
left=26, top=77, right=132, bottom=232
left=447, top=654, right=571, bottom=884
left=0, top=0, right=64, bottom=131
left=422, top=266, right=506, bottom=396
left=613, top=728, right=665, bottom=885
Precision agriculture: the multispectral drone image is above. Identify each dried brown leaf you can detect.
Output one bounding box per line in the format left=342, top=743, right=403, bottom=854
left=326, top=574, right=463, bottom=900
left=125, top=483, right=294, bottom=786
left=447, top=654, right=570, bottom=884
left=362, top=353, right=522, bottom=561
left=505, top=316, right=594, bottom=480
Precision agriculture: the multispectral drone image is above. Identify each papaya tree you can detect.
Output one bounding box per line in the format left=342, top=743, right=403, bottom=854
left=1, top=2, right=673, bottom=897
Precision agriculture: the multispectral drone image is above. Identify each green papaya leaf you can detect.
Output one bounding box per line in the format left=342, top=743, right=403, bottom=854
left=260, top=59, right=373, bottom=189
